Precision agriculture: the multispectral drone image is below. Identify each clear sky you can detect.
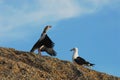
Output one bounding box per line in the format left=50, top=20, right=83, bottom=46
left=0, top=0, right=120, bottom=77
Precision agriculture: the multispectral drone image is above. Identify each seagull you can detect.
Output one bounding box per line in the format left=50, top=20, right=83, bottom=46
left=70, top=47, right=95, bottom=67
left=30, top=25, right=56, bottom=56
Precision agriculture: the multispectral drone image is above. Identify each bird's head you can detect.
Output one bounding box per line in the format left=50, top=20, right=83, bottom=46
left=70, top=47, right=78, bottom=51
left=45, top=25, right=52, bottom=31
left=43, top=25, right=52, bottom=33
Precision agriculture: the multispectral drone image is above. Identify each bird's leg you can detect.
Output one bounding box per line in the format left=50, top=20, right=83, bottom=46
left=38, top=45, right=45, bottom=56
left=73, top=61, right=77, bottom=65
left=38, top=49, right=41, bottom=56
left=73, top=61, right=76, bottom=64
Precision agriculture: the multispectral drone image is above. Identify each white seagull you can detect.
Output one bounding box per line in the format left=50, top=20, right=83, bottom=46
left=70, top=47, right=95, bottom=67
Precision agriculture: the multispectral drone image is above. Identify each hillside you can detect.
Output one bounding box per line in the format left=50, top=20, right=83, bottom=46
left=0, top=47, right=120, bottom=80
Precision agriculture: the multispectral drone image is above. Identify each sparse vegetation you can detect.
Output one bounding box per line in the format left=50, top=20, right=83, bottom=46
left=0, top=47, right=120, bottom=80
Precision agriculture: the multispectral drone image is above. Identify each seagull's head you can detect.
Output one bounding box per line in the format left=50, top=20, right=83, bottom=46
left=70, top=47, right=78, bottom=51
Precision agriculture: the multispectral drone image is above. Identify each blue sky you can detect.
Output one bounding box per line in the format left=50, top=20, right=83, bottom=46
left=0, top=0, right=120, bottom=77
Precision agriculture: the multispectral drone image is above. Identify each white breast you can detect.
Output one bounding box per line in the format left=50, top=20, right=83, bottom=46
left=72, top=48, right=79, bottom=61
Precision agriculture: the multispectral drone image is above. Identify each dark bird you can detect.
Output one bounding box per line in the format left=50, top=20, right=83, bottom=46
left=30, top=25, right=56, bottom=56
left=70, top=47, right=95, bottom=67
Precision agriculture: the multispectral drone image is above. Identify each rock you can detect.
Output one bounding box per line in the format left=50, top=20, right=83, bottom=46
left=0, top=47, right=120, bottom=80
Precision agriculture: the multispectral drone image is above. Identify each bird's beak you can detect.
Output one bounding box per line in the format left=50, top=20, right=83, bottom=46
left=49, top=26, right=52, bottom=28
left=70, top=48, right=73, bottom=51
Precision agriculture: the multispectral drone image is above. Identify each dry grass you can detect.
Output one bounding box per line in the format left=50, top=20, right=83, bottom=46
left=0, top=47, right=120, bottom=80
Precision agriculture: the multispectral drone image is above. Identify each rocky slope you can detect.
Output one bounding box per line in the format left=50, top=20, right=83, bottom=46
left=0, top=47, right=120, bottom=80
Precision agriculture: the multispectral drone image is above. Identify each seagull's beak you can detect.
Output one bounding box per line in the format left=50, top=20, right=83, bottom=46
left=70, top=48, right=73, bottom=51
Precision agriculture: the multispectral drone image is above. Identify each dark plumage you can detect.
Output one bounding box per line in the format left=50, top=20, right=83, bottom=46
left=74, top=57, right=95, bottom=66
left=30, top=25, right=56, bottom=56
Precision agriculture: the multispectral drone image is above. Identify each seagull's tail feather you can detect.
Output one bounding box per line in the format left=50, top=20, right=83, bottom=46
left=85, top=61, right=95, bottom=67
left=89, top=63, right=95, bottom=66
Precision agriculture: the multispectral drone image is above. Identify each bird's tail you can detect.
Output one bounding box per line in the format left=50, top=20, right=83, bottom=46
left=86, top=61, right=95, bottom=67
left=89, top=63, right=95, bottom=66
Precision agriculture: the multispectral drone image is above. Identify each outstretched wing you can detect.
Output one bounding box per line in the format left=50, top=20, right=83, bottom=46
left=30, top=39, right=42, bottom=52
left=30, top=34, right=54, bottom=52
left=41, top=34, right=54, bottom=48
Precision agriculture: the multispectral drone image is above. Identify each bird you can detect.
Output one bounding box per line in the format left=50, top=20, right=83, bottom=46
left=30, top=25, right=56, bottom=56
left=70, top=47, right=95, bottom=67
